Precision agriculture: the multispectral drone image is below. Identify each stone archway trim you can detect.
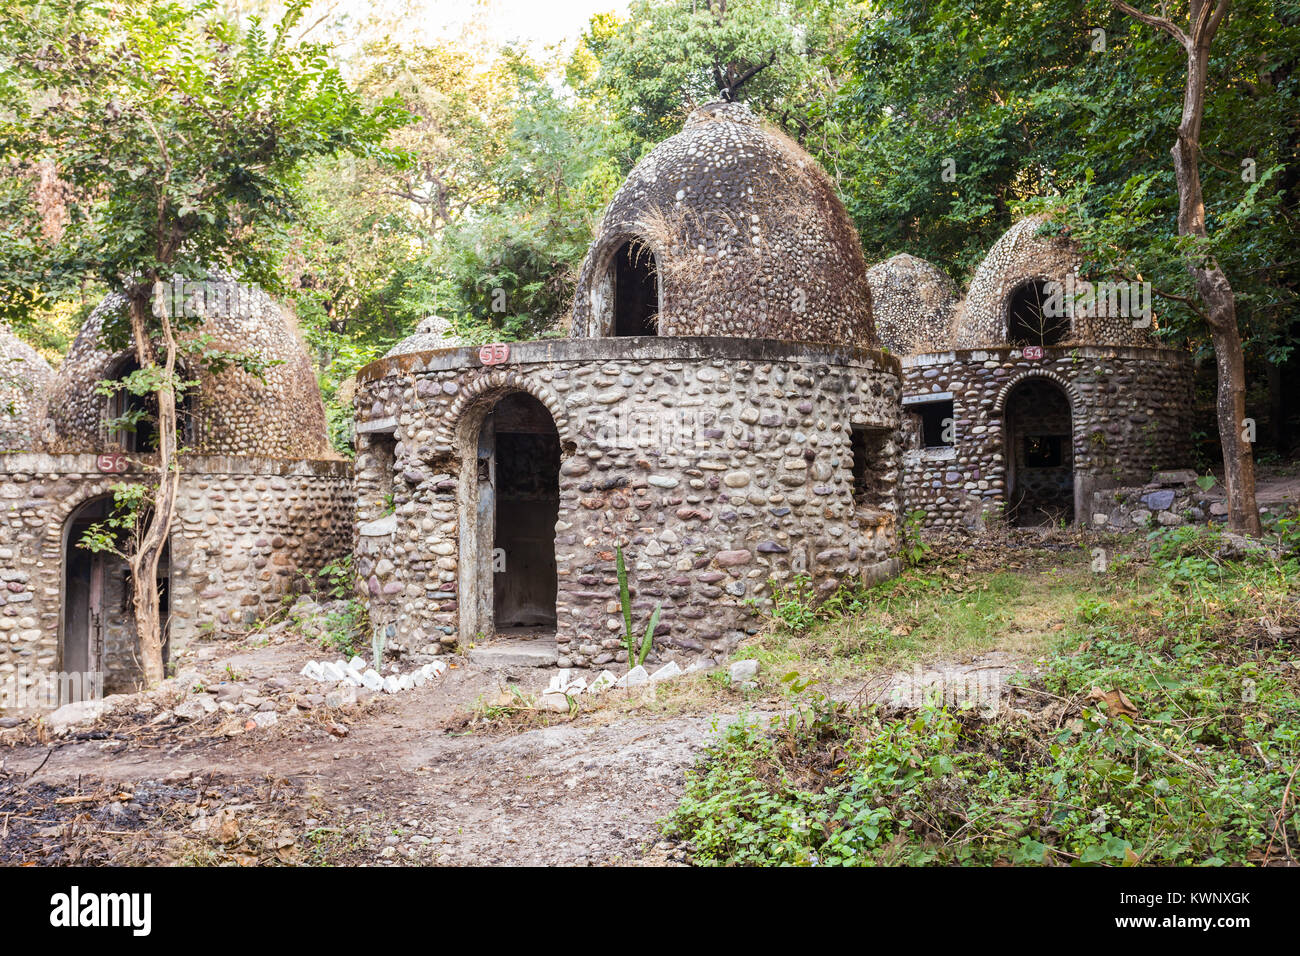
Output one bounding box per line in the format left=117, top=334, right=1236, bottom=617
left=45, top=480, right=134, bottom=558
left=992, top=368, right=1085, bottom=421
left=434, top=370, right=574, bottom=455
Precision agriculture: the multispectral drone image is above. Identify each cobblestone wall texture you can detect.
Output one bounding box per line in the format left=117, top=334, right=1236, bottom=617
left=40, top=276, right=333, bottom=458
left=898, top=347, right=1195, bottom=531
left=0, top=456, right=352, bottom=699
left=0, top=324, right=54, bottom=451
left=354, top=338, right=902, bottom=668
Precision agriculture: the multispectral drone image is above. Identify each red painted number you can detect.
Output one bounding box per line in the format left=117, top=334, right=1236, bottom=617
left=1023, top=346, right=1045, bottom=361
left=97, top=453, right=128, bottom=474
left=479, top=343, right=510, bottom=365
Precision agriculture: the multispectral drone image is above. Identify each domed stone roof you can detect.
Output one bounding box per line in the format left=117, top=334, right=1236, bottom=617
left=385, top=315, right=462, bottom=357
left=0, top=323, right=55, bottom=451
left=569, top=102, right=876, bottom=347
left=957, top=216, right=1079, bottom=348
left=955, top=216, right=1159, bottom=349
left=866, top=254, right=958, bottom=355
left=41, top=273, right=333, bottom=458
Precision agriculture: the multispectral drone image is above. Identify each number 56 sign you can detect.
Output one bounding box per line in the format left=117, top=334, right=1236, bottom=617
left=96, top=453, right=128, bottom=474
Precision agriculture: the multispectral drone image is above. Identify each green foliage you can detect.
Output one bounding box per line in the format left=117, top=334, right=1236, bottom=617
left=0, top=0, right=407, bottom=314
left=834, top=0, right=1298, bottom=365
left=615, top=545, right=659, bottom=668
left=77, top=482, right=150, bottom=558
left=306, top=556, right=364, bottom=655
left=900, top=509, right=931, bottom=566
left=668, top=553, right=1300, bottom=865
left=582, top=0, right=860, bottom=150
left=754, top=574, right=820, bottom=633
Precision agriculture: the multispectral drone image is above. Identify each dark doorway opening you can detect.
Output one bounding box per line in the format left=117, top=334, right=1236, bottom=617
left=612, top=241, right=659, bottom=336
left=1007, top=279, right=1069, bottom=347
left=483, top=393, right=560, bottom=630
left=1004, top=379, right=1074, bottom=526
left=62, top=496, right=169, bottom=702
left=105, top=355, right=196, bottom=452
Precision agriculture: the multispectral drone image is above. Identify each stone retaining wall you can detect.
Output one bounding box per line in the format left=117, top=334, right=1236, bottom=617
left=0, top=455, right=352, bottom=700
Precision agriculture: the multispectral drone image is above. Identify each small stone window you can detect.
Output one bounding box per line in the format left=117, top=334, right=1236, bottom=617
left=910, top=399, right=955, bottom=449
left=1008, top=279, right=1069, bottom=347
left=368, top=431, right=397, bottom=513
left=850, top=425, right=890, bottom=504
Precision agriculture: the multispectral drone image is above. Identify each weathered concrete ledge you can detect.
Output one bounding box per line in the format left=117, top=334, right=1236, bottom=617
left=0, top=453, right=351, bottom=478
left=358, top=335, right=902, bottom=384
left=900, top=343, right=1192, bottom=369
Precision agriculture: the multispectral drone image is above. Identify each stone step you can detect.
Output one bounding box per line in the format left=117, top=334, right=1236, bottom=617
left=468, top=641, right=560, bottom=669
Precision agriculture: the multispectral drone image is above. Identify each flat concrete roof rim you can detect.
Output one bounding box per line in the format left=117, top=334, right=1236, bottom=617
left=0, top=453, right=353, bottom=477
left=357, top=335, right=902, bottom=385
left=898, top=344, right=1193, bottom=368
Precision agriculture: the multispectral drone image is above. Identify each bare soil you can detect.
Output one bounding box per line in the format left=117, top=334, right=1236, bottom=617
left=0, top=630, right=752, bottom=866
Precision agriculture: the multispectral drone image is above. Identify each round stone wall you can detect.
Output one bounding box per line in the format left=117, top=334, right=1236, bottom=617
left=957, top=216, right=1160, bottom=349
left=40, top=277, right=334, bottom=458
left=354, top=338, right=902, bottom=668
left=569, top=102, right=877, bottom=347
left=898, top=345, right=1195, bottom=531
left=0, top=324, right=54, bottom=451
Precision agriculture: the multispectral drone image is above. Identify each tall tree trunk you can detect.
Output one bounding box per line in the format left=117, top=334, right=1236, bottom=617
left=125, top=287, right=181, bottom=685
left=1114, top=0, right=1261, bottom=534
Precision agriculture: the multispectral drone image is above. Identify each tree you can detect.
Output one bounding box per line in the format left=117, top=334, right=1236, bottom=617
left=1109, top=0, right=1261, bottom=533
left=582, top=0, right=866, bottom=155
left=0, top=0, right=405, bottom=684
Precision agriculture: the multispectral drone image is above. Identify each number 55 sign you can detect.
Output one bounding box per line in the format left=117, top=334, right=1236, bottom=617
left=478, top=343, right=510, bottom=366
left=96, top=453, right=128, bottom=474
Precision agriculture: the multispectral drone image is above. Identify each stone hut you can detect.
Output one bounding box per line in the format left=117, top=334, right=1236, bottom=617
left=869, top=216, right=1195, bottom=531
left=0, top=277, right=351, bottom=708
left=353, top=102, right=903, bottom=670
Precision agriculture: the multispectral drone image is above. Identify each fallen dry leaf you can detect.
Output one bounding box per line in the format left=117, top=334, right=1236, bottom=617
left=1088, top=686, right=1140, bottom=720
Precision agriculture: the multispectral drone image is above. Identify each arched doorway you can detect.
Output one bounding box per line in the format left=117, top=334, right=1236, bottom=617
left=459, top=392, right=560, bottom=643
left=611, top=240, right=659, bottom=336
left=1004, top=378, right=1075, bottom=526
left=1007, top=279, right=1069, bottom=347
left=61, top=496, right=169, bottom=701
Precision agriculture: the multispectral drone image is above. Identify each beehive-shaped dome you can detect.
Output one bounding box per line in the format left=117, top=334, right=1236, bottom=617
left=41, top=273, right=333, bottom=458
left=957, top=216, right=1159, bottom=349
left=0, top=323, right=55, bottom=451
left=867, top=254, right=958, bottom=355
left=570, top=102, right=876, bottom=347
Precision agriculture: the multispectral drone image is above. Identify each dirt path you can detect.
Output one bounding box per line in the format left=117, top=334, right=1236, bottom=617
left=0, top=635, right=751, bottom=865
left=1, top=598, right=1036, bottom=866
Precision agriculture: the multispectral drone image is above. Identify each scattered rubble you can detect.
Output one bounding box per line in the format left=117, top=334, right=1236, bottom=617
left=299, top=656, right=449, bottom=695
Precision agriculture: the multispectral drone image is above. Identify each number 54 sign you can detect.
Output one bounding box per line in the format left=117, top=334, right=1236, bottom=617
left=96, top=453, right=128, bottom=474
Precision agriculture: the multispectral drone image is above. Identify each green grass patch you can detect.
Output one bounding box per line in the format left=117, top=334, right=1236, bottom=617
left=739, top=548, right=1099, bottom=684
left=666, top=531, right=1300, bottom=866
